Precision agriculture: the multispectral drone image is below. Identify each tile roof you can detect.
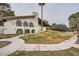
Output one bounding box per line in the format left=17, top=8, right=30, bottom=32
left=0, top=15, right=35, bottom=20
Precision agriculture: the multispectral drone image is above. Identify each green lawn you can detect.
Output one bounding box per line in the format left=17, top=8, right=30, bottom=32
left=0, top=41, right=11, bottom=48
left=21, top=30, right=72, bottom=44
left=0, top=34, right=18, bottom=39
left=10, top=47, right=79, bottom=56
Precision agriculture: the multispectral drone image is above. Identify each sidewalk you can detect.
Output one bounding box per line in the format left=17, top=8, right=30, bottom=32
left=19, top=35, right=78, bottom=51
left=0, top=38, right=25, bottom=56
left=0, top=34, right=78, bottom=55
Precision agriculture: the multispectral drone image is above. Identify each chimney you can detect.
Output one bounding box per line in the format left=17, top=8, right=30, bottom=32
left=32, top=11, right=38, bottom=17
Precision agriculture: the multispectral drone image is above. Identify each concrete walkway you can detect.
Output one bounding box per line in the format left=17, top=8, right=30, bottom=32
left=0, top=37, right=25, bottom=56
left=72, top=44, right=79, bottom=48
left=0, top=34, right=78, bottom=55
left=18, top=35, right=78, bottom=51
left=72, top=39, right=79, bottom=49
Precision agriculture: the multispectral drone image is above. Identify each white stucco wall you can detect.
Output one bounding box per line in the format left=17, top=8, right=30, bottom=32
left=43, top=27, right=47, bottom=32
left=7, top=18, right=38, bottom=27
left=4, top=22, right=16, bottom=34
left=2, top=16, right=42, bottom=34
left=0, top=15, right=47, bottom=34
left=36, top=26, right=47, bottom=33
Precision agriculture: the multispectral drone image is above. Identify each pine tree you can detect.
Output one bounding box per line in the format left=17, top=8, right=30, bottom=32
left=0, top=3, right=15, bottom=17
left=68, top=12, right=79, bottom=31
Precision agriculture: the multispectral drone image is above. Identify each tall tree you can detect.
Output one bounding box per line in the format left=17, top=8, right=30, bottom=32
left=68, top=12, right=79, bottom=32
left=0, top=3, right=15, bottom=17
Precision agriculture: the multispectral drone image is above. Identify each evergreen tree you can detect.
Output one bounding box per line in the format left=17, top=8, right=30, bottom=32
left=68, top=12, right=79, bottom=31
left=0, top=3, right=15, bottom=17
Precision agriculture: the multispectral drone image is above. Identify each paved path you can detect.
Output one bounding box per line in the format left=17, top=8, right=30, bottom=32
left=19, top=35, right=78, bottom=51
left=0, top=36, right=25, bottom=56
left=73, top=44, right=79, bottom=48
left=0, top=34, right=78, bottom=55
left=72, top=39, right=79, bottom=48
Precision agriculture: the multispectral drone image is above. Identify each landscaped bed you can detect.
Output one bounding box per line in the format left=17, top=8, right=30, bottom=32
left=0, top=41, right=11, bottom=48
left=0, top=34, right=18, bottom=39
left=10, top=47, right=79, bottom=56
left=21, top=30, right=72, bottom=44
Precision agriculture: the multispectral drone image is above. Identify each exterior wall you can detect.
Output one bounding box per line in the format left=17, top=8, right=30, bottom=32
left=43, top=27, right=47, bottom=31
left=0, top=15, right=47, bottom=34
left=1, top=17, right=45, bottom=34
left=7, top=17, right=38, bottom=34
left=4, top=22, right=16, bottom=34
left=36, top=26, right=47, bottom=33
left=7, top=18, right=38, bottom=27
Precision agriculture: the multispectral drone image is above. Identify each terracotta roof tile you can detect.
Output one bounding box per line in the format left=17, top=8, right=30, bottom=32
left=0, top=15, right=35, bottom=20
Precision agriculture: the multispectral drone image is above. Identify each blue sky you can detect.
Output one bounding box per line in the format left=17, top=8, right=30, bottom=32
left=10, top=3, right=79, bottom=27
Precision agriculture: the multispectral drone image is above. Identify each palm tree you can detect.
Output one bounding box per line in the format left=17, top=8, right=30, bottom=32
left=38, top=3, right=45, bottom=32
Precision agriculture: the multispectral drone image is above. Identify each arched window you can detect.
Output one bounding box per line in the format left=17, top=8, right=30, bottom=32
left=31, top=29, right=35, bottom=33
left=16, top=29, right=23, bottom=34
left=29, top=22, right=34, bottom=27
left=25, top=29, right=30, bottom=34
left=23, top=21, right=28, bottom=27
left=16, top=20, right=22, bottom=26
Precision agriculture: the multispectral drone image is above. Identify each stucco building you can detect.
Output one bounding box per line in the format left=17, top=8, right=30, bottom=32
left=0, top=12, right=49, bottom=34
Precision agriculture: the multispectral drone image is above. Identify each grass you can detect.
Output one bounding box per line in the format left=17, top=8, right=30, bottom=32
left=10, top=47, right=79, bottom=56
left=0, top=41, right=11, bottom=48
left=0, top=34, right=18, bottom=39
left=21, top=30, right=72, bottom=44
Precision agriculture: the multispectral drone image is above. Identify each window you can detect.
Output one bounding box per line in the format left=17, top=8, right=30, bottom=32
left=29, top=22, right=34, bottom=27
left=16, top=20, right=22, bottom=26
left=31, top=29, right=35, bottom=33
left=25, top=29, right=30, bottom=34
left=23, top=21, right=28, bottom=27
left=16, top=29, right=23, bottom=34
